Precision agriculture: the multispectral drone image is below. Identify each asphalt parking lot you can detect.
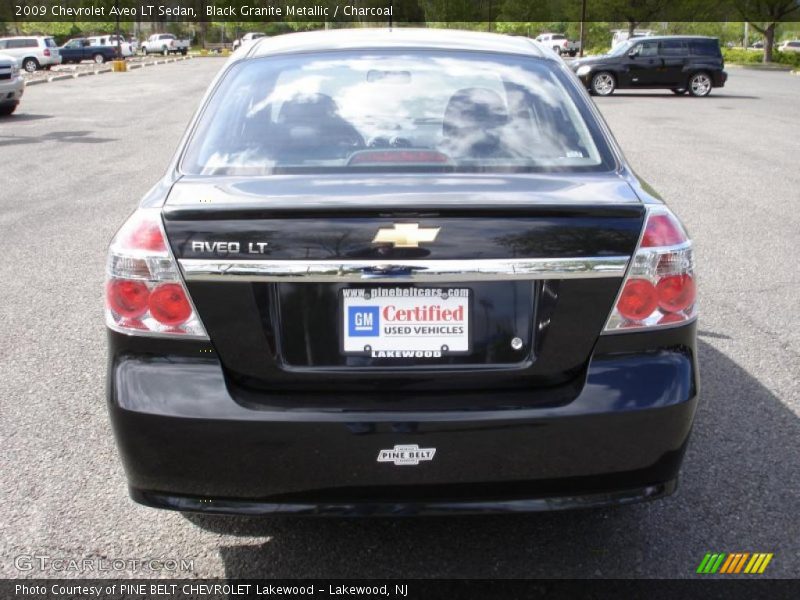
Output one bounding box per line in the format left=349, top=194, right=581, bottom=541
left=1, top=58, right=798, bottom=579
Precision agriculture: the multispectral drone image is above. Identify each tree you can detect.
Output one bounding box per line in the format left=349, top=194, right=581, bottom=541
left=736, top=0, right=800, bottom=62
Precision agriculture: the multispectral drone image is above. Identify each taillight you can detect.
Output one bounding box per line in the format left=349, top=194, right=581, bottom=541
left=105, top=208, right=207, bottom=338
left=43, top=48, right=51, bottom=57
left=603, top=206, right=696, bottom=332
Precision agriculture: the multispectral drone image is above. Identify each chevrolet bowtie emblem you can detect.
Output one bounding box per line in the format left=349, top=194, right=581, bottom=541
left=372, top=223, right=440, bottom=248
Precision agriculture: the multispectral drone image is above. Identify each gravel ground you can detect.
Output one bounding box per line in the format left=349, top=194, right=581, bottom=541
left=0, top=58, right=797, bottom=580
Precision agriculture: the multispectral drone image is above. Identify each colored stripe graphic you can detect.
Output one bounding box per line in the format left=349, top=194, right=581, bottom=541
left=699, top=552, right=773, bottom=574
left=697, top=553, right=727, bottom=574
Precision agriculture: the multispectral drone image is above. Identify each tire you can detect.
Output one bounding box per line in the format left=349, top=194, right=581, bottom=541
left=22, top=57, right=39, bottom=73
left=0, top=103, right=17, bottom=116
left=671, top=88, right=687, bottom=95
left=143, top=47, right=148, bottom=56
left=591, top=71, right=616, bottom=96
left=180, top=49, right=187, bottom=56
left=688, top=72, right=713, bottom=97
left=93, top=53, right=105, bottom=64
left=162, top=46, right=169, bottom=56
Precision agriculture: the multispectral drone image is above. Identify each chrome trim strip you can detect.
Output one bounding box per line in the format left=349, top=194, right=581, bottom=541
left=179, top=257, right=630, bottom=283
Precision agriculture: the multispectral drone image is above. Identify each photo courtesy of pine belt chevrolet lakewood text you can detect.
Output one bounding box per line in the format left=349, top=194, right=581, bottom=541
left=105, top=29, right=699, bottom=516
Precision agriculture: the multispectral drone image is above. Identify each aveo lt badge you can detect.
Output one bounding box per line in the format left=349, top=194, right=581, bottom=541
left=377, top=444, right=436, bottom=466
left=372, top=223, right=440, bottom=248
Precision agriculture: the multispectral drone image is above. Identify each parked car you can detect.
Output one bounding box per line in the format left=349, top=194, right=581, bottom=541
left=0, top=52, right=24, bottom=115
left=535, top=33, right=579, bottom=56
left=0, top=36, right=61, bottom=72
left=571, top=35, right=727, bottom=97
left=87, top=35, right=135, bottom=58
left=106, top=29, right=699, bottom=516
left=141, top=34, right=189, bottom=56
left=750, top=41, right=765, bottom=49
left=778, top=40, right=800, bottom=53
left=60, top=38, right=119, bottom=64
left=232, top=32, right=267, bottom=51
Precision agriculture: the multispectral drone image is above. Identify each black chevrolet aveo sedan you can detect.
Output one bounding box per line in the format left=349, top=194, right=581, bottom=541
left=106, top=29, right=699, bottom=515
left=570, top=35, right=727, bottom=97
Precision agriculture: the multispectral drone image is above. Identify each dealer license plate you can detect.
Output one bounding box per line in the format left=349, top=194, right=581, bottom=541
left=342, top=287, right=470, bottom=358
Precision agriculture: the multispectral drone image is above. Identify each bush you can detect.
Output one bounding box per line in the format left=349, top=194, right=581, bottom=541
left=722, top=48, right=762, bottom=63
left=723, top=47, right=800, bottom=67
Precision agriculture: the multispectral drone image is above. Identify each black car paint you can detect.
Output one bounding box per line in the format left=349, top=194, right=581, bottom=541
left=59, top=38, right=118, bottom=63
left=107, top=34, right=699, bottom=515
left=572, top=37, right=727, bottom=92
left=108, top=321, right=697, bottom=513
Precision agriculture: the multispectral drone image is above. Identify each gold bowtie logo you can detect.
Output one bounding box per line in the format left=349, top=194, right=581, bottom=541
left=372, top=223, right=440, bottom=248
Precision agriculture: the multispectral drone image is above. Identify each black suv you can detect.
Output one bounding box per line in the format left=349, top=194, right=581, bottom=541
left=570, top=36, right=727, bottom=97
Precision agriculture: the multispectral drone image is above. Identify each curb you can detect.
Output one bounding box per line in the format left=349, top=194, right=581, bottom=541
left=23, top=55, right=192, bottom=87
left=725, top=62, right=794, bottom=71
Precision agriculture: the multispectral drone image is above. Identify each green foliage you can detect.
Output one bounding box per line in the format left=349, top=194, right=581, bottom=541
left=722, top=47, right=800, bottom=66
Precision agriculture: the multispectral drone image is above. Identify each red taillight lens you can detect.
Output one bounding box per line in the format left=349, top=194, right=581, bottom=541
left=616, top=279, right=658, bottom=321
left=148, top=283, right=192, bottom=326
left=604, top=207, right=696, bottom=332
left=106, top=208, right=207, bottom=338
left=641, top=214, right=687, bottom=248
left=43, top=48, right=51, bottom=57
left=656, top=274, right=696, bottom=313
left=106, top=279, right=149, bottom=318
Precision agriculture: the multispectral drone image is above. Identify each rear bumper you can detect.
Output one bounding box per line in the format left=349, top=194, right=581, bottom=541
left=108, top=323, right=699, bottom=515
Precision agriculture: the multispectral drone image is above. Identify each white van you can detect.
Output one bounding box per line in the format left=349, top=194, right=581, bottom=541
left=0, top=36, right=61, bottom=72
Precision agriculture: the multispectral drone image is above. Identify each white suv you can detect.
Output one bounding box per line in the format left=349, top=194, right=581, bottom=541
left=0, top=36, right=61, bottom=72
left=0, top=52, right=24, bottom=116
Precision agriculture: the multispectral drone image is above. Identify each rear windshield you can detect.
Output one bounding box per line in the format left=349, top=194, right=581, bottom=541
left=45, top=38, right=57, bottom=48
left=181, top=50, right=613, bottom=175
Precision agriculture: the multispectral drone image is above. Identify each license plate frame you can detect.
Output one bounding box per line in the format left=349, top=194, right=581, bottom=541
left=340, top=287, right=471, bottom=358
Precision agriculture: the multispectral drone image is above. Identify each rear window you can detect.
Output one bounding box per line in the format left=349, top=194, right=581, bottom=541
left=182, top=50, right=612, bottom=176
left=8, top=39, right=36, bottom=49
left=689, top=40, right=721, bottom=57
left=160, top=35, right=176, bottom=40
left=45, top=38, right=57, bottom=48
left=551, top=35, right=567, bottom=40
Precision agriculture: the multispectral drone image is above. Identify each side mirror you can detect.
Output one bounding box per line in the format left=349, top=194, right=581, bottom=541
left=628, top=49, right=639, bottom=58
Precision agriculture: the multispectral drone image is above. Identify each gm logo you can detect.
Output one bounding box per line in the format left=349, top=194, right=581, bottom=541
left=348, top=306, right=379, bottom=336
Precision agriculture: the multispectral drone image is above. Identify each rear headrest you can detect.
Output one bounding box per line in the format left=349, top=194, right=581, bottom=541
left=278, top=93, right=340, bottom=123
left=443, top=87, right=508, bottom=136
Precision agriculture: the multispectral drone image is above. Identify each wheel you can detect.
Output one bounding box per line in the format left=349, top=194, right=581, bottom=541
left=180, top=49, right=187, bottom=56
left=671, top=88, right=687, bottom=95
left=22, top=57, right=39, bottom=72
left=143, top=47, right=148, bottom=56
left=591, top=71, right=616, bottom=96
left=162, top=46, right=169, bottom=56
left=0, top=103, right=17, bottom=116
left=93, top=53, right=105, bottom=64
left=688, top=72, right=712, bottom=97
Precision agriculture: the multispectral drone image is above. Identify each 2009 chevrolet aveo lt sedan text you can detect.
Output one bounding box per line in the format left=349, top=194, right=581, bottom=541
left=106, top=29, right=699, bottom=515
